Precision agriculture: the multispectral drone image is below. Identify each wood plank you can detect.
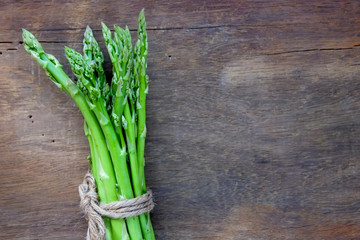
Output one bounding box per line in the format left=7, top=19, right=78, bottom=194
left=1, top=1, right=360, bottom=239
left=0, top=1, right=359, bottom=31
left=1, top=0, right=360, bottom=47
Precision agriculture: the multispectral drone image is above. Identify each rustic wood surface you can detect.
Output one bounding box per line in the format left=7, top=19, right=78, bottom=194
left=1, top=1, right=360, bottom=239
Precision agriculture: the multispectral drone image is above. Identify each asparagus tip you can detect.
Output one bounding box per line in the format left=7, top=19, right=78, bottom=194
left=101, top=22, right=109, bottom=31
left=85, top=25, right=93, bottom=36
left=22, top=28, right=42, bottom=52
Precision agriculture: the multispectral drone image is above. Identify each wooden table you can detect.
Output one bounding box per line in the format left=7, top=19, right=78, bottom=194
left=1, top=1, right=360, bottom=239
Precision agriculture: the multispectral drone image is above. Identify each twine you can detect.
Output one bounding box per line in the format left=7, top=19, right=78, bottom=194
left=79, top=171, right=154, bottom=240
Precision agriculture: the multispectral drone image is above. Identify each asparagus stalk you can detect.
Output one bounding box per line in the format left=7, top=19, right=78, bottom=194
left=102, top=23, right=142, bottom=197
left=102, top=23, right=144, bottom=238
left=102, top=10, right=155, bottom=239
left=134, top=10, right=155, bottom=240
left=23, top=10, right=155, bottom=239
left=22, top=29, right=128, bottom=240
left=65, top=35, right=143, bottom=239
left=84, top=122, right=113, bottom=240
left=135, top=9, right=149, bottom=196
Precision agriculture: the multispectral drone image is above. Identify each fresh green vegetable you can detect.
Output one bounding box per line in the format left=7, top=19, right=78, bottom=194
left=22, top=10, right=155, bottom=240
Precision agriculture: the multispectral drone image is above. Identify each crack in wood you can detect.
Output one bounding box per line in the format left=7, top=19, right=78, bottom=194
left=22, top=24, right=235, bottom=33
left=265, top=45, right=360, bottom=55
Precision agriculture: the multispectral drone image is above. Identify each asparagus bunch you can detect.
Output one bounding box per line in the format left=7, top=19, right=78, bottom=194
left=22, top=10, right=155, bottom=240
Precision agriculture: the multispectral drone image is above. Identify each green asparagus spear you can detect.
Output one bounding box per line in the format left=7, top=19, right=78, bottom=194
left=23, top=10, right=155, bottom=239
left=22, top=29, right=128, bottom=240
left=84, top=122, right=113, bottom=240
left=102, top=9, right=155, bottom=239
left=65, top=29, right=143, bottom=240
left=134, top=10, right=155, bottom=240
left=135, top=8, right=149, bottom=195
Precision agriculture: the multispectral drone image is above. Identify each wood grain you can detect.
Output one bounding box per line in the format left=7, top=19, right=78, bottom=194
left=1, top=1, right=360, bottom=239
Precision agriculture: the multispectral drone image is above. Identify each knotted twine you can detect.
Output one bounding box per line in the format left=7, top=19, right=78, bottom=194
left=79, top=171, right=154, bottom=240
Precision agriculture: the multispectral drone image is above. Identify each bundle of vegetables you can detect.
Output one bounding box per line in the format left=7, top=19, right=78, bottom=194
left=22, top=10, right=155, bottom=240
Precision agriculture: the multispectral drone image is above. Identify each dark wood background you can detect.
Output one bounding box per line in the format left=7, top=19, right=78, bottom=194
left=1, top=1, right=360, bottom=239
